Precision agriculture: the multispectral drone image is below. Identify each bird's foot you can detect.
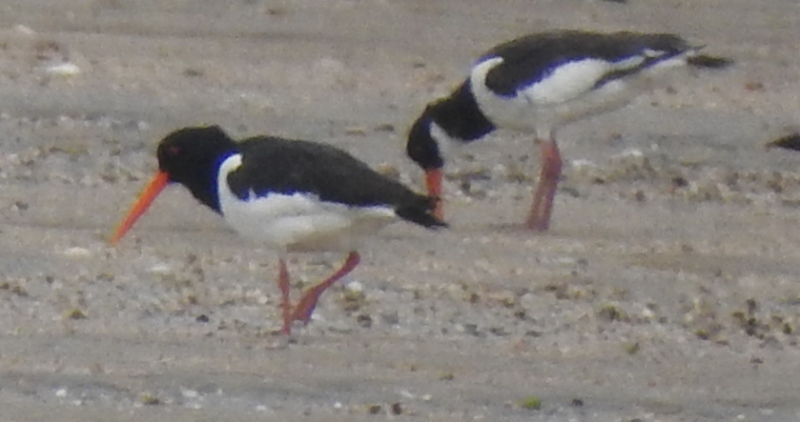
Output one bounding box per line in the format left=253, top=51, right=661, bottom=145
left=290, top=291, right=321, bottom=325
left=525, top=218, right=550, bottom=232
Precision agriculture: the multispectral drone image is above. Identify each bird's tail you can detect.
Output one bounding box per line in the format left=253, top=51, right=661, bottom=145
left=687, top=54, right=734, bottom=69
left=395, top=196, right=448, bottom=229
left=765, top=133, right=800, bottom=151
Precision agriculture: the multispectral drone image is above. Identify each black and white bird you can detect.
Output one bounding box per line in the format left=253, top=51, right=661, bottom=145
left=406, top=30, right=732, bottom=231
left=111, top=126, right=445, bottom=335
left=766, top=132, right=800, bottom=152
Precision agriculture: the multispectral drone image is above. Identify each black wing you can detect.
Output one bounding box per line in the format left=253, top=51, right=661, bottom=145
left=482, top=30, right=695, bottom=97
left=227, top=137, right=445, bottom=228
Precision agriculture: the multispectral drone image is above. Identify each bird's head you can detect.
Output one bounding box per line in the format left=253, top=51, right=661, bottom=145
left=155, top=125, right=234, bottom=187
left=110, top=125, right=236, bottom=245
left=406, top=106, right=445, bottom=220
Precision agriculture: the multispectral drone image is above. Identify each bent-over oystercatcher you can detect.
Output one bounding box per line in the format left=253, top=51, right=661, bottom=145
left=766, top=132, right=800, bottom=151
left=111, top=125, right=445, bottom=335
left=407, top=29, right=732, bottom=231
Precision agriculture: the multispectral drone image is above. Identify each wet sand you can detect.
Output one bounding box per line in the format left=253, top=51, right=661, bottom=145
left=1, top=1, right=800, bottom=420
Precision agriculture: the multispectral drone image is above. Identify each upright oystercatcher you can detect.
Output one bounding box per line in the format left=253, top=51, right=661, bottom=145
left=111, top=125, right=445, bottom=335
left=406, top=30, right=732, bottom=231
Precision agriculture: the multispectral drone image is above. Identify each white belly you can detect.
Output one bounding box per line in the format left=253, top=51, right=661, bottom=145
left=217, top=155, right=397, bottom=252
left=470, top=55, right=689, bottom=138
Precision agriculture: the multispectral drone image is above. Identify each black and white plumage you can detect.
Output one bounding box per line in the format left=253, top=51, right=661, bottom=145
left=112, top=125, right=445, bottom=335
left=766, top=132, right=800, bottom=152
left=407, top=29, right=732, bottom=231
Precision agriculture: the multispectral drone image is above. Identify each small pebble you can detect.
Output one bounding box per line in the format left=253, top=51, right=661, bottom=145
left=356, top=314, right=372, bottom=328
left=148, top=263, right=173, bottom=275
left=14, top=24, right=36, bottom=35
left=140, top=392, right=161, bottom=405
left=390, top=402, right=403, bottom=415
left=46, top=62, right=81, bottom=77
left=374, top=123, right=395, bottom=132
left=63, top=247, right=92, bottom=258
left=345, top=281, right=364, bottom=293
left=64, top=308, right=87, bottom=320
left=344, top=126, right=368, bottom=136
left=181, top=388, right=199, bottom=398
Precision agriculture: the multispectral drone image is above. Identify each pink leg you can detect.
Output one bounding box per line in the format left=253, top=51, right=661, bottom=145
left=526, top=139, right=563, bottom=231
left=278, top=258, right=294, bottom=335
left=289, top=251, right=361, bottom=325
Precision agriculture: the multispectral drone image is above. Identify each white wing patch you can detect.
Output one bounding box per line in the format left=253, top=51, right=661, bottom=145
left=216, top=154, right=397, bottom=252
left=470, top=50, right=694, bottom=134
left=523, top=56, right=651, bottom=104
left=525, top=59, right=615, bottom=104
left=643, top=48, right=666, bottom=58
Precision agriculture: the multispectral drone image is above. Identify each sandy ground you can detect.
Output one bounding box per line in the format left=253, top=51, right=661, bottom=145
left=1, top=0, right=800, bottom=420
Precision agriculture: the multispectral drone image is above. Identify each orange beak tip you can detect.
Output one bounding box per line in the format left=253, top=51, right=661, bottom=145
left=110, top=171, right=169, bottom=246
left=108, top=233, right=122, bottom=246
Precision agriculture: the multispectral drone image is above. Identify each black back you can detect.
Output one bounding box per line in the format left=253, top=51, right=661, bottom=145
left=406, top=30, right=731, bottom=172
left=156, top=126, right=444, bottom=229
left=226, top=136, right=446, bottom=229
left=482, top=30, right=696, bottom=96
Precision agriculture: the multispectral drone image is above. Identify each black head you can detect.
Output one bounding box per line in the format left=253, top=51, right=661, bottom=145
left=407, top=81, right=496, bottom=172
left=156, top=125, right=238, bottom=212
left=406, top=106, right=444, bottom=171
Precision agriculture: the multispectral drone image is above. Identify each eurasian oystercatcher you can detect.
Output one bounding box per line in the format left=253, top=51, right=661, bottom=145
left=111, top=125, right=445, bottom=335
left=766, top=132, right=800, bottom=151
left=406, top=30, right=732, bottom=231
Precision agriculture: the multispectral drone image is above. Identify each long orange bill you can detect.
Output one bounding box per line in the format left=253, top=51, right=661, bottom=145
left=425, top=168, right=444, bottom=220
left=110, top=171, right=170, bottom=245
